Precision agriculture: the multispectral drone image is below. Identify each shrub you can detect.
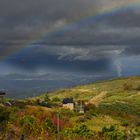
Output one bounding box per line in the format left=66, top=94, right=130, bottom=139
left=102, top=125, right=126, bottom=140
left=123, top=83, right=133, bottom=91
left=60, top=124, right=94, bottom=139
left=58, top=108, right=75, bottom=118
left=121, top=120, right=129, bottom=127
left=39, top=101, right=52, bottom=108
left=134, top=85, right=140, bottom=91
left=44, top=118, right=57, bottom=134
left=85, top=104, right=98, bottom=117
left=20, top=115, right=40, bottom=136
left=74, top=124, right=94, bottom=138
left=76, top=114, right=92, bottom=123
left=76, top=116, right=86, bottom=123
left=133, top=118, right=140, bottom=127
left=0, top=107, right=12, bottom=133
left=102, top=125, right=115, bottom=133
left=44, top=94, right=50, bottom=102
left=0, top=107, right=10, bottom=124
left=52, top=97, right=61, bottom=102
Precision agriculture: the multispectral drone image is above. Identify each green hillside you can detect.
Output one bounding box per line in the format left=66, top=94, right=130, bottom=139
left=49, top=76, right=140, bottom=130
left=0, top=77, right=140, bottom=140
left=50, top=76, right=140, bottom=103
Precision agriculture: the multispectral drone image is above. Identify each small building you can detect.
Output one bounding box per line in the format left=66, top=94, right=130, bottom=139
left=75, top=100, right=85, bottom=114
left=0, top=91, right=6, bottom=99
left=62, top=98, right=74, bottom=110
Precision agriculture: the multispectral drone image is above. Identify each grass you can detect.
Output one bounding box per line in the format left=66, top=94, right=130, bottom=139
left=70, top=114, right=121, bottom=132
left=1, top=76, right=140, bottom=139
left=49, top=76, right=140, bottom=106
left=47, top=76, right=140, bottom=132
left=85, top=115, right=121, bottom=131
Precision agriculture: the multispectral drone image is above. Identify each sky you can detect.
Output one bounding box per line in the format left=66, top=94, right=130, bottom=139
left=0, top=0, right=140, bottom=78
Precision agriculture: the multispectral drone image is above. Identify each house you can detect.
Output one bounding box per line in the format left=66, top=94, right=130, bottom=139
left=62, top=98, right=74, bottom=110
left=0, top=91, right=6, bottom=99
left=62, top=98, right=85, bottom=113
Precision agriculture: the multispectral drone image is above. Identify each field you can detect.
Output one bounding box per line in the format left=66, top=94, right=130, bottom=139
left=0, top=76, right=140, bottom=140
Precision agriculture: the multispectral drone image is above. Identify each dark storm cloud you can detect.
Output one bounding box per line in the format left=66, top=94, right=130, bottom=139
left=122, top=45, right=140, bottom=55
left=0, top=0, right=97, bottom=41
left=40, top=8, right=140, bottom=46
left=0, top=0, right=139, bottom=44
left=6, top=48, right=110, bottom=72
left=100, top=8, right=140, bottom=28
left=4, top=42, right=122, bottom=72
left=0, top=0, right=140, bottom=74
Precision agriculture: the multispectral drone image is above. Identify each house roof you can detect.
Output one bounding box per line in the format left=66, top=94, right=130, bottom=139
left=62, top=98, right=74, bottom=104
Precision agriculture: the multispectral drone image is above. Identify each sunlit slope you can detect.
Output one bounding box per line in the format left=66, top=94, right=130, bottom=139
left=50, top=76, right=140, bottom=114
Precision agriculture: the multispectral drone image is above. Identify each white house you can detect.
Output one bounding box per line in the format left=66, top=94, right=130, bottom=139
left=62, top=98, right=74, bottom=110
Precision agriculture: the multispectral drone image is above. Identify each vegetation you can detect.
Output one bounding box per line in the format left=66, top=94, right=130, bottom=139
left=0, top=76, right=140, bottom=139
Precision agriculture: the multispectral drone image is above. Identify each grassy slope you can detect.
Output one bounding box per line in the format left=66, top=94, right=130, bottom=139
left=48, top=76, right=140, bottom=131
left=1, top=76, right=140, bottom=139
left=50, top=76, right=140, bottom=105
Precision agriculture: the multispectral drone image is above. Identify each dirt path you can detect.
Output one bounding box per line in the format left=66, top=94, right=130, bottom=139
left=127, top=92, right=140, bottom=99
left=87, top=91, right=107, bottom=106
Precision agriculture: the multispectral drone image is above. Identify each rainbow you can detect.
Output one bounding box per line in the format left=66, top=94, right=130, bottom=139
left=3, top=0, right=140, bottom=61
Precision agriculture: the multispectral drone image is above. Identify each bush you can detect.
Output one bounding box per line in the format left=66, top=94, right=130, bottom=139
left=20, top=115, right=40, bottom=136
left=0, top=107, right=10, bottom=124
left=133, top=118, right=140, bottom=126
left=74, top=125, right=94, bottom=138
left=0, top=106, right=12, bottom=134
left=60, top=124, right=94, bottom=139
left=102, top=125, right=126, bottom=140
left=123, top=83, right=133, bottom=90
left=134, top=85, right=140, bottom=91
left=44, top=94, right=50, bottom=102
left=85, top=104, right=98, bottom=117
left=121, top=120, right=129, bottom=127
left=52, top=97, right=61, bottom=102
left=102, top=125, right=115, bottom=133
left=44, top=118, right=57, bottom=134
left=39, top=101, right=52, bottom=108
left=58, top=108, right=75, bottom=118
left=76, top=114, right=92, bottom=123
left=76, top=116, right=86, bottom=123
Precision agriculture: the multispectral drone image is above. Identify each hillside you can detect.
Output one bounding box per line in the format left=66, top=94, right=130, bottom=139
left=49, top=76, right=140, bottom=128
left=50, top=76, right=140, bottom=103
left=0, top=77, right=140, bottom=140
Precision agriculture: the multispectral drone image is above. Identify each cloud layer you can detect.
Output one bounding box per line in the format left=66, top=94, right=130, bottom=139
left=0, top=0, right=140, bottom=77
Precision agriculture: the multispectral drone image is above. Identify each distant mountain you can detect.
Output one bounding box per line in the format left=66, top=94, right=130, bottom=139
left=0, top=73, right=29, bottom=79
left=0, top=72, right=114, bottom=98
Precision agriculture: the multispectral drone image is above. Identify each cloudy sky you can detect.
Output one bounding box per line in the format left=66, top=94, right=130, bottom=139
left=0, top=0, right=140, bottom=78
